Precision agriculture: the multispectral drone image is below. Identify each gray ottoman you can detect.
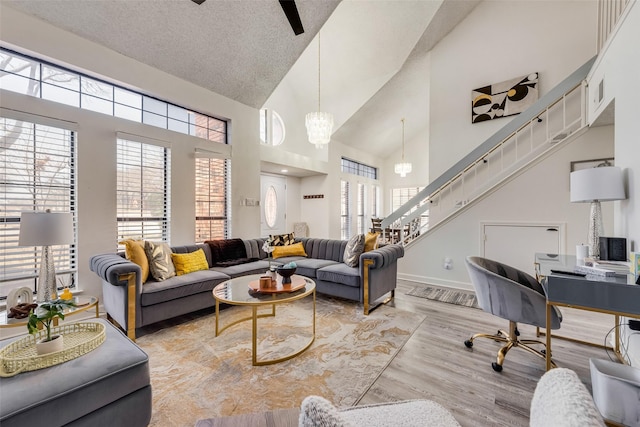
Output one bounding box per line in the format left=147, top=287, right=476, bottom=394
left=0, top=318, right=151, bottom=427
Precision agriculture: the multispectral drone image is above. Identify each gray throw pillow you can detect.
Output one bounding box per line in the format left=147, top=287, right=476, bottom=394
left=343, top=234, right=365, bottom=268
left=144, top=241, right=176, bottom=281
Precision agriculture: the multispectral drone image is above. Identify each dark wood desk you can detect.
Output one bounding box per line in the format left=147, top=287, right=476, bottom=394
left=535, top=253, right=640, bottom=371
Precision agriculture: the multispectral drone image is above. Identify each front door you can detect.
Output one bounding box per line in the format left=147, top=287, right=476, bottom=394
left=260, top=174, right=286, bottom=237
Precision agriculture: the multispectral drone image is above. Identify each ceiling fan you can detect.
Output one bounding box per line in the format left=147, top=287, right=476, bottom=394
left=190, top=0, right=304, bottom=35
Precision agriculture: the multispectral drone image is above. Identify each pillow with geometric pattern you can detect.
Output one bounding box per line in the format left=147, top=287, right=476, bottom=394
left=270, top=232, right=295, bottom=246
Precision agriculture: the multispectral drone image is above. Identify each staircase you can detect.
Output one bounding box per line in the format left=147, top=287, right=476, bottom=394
left=381, top=57, right=596, bottom=246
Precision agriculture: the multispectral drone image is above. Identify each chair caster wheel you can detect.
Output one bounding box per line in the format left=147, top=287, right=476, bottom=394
left=464, top=340, right=473, bottom=348
left=492, top=362, right=503, bottom=372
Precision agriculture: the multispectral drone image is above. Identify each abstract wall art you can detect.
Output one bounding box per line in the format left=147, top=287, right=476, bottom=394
left=472, top=73, right=538, bottom=123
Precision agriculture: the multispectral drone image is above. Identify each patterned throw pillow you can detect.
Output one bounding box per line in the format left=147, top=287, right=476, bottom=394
left=119, top=240, right=149, bottom=284
left=343, top=234, right=365, bottom=268
left=171, top=249, right=209, bottom=276
left=270, top=232, right=295, bottom=246
left=144, top=241, right=176, bottom=281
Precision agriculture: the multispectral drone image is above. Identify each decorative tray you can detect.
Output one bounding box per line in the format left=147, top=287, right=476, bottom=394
left=248, top=277, right=307, bottom=294
left=0, top=322, right=106, bottom=377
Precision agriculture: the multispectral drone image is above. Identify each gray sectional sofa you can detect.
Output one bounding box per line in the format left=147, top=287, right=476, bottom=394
left=89, top=237, right=404, bottom=340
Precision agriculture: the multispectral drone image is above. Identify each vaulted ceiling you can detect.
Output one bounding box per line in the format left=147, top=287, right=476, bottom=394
left=3, top=0, right=480, bottom=159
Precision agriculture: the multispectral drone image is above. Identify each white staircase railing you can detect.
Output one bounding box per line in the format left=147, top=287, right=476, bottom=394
left=382, top=57, right=596, bottom=246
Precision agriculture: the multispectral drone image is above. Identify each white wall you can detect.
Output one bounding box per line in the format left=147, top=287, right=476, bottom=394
left=586, top=1, right=640, bottom=366
left=0, top=7, right=262, bottom=306
left=399, top=126, right=614, bottom=289
left=428, top=0, right=598, bottom=180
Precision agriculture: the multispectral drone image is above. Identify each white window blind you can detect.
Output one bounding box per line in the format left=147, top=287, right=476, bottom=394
left=357, top=183, right=365, bottom=235
left=195, top=157, right=229, bottom=242
left=371, top=185, right=380, bottom=219
left=340, top=180, right=350, bottom=240
left=0, top=117, right=76, bottom=297
left=117, top=138, right=170, bottom=242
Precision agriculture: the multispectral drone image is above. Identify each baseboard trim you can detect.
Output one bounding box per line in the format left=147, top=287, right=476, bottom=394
left=398, top=273, right=473, bottom=291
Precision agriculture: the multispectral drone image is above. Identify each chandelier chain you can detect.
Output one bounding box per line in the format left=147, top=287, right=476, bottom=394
left=318, top=32, right=321, bottom=112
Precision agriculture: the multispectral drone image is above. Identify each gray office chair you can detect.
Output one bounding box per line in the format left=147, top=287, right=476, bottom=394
left=464, top=256, right=562, bottom=372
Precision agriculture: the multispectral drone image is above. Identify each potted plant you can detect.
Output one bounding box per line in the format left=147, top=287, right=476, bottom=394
left=27, top=298, right=76, bottom=355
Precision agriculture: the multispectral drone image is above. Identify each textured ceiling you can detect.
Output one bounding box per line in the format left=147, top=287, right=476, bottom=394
left=3, top=0, right=340, bottom=109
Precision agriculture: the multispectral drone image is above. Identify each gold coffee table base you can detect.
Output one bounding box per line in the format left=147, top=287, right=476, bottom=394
left=213, top=275, right=316, bottom=366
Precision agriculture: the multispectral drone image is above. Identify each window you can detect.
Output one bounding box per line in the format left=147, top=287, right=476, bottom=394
left=195, top=157, right=230, bottom=242
left=0, top=117, right=76, bottom=298
left=391, top=186, right=429, bottom=228
left=0, top=47, right=227, bottom=144
left=340, top=180, right=350, bottom=240
left=264, top=185, right=278, bottom=228
left=117, top=138, right=170, bottom=242
left=356, top=183, right=365, bottom=235
left=259, top=109, right=285, bottom=146
left=371, top=185, right=380, bottom=219
left=341, top=158, right=377, bottom=179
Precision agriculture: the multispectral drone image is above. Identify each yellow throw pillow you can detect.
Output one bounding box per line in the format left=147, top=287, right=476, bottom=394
left=120, top=240, right=149, bottom=283
left=364, top=232, right=379, bottom=252
left=171, top=249, right=209, bottom=276
left=272, top=242, right=307, bottom=259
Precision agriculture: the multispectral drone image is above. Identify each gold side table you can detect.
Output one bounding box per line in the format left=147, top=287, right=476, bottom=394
left=1, top=296, right=99, bottom=329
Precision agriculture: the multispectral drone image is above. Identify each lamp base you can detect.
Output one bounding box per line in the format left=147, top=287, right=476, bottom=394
left=588, top=201, right=604, bottom=259
left=36, top=245, right=58, bottom=302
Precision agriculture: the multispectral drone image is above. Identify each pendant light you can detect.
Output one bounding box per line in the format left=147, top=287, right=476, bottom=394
left=394, top=118, right=412, bottom=177
left=305, top=32, right=334, bottom=149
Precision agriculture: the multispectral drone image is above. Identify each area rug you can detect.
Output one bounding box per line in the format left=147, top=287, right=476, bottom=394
left=135, top=296, right=425, bottom=427
left=406, top=285, right=479, bottom=309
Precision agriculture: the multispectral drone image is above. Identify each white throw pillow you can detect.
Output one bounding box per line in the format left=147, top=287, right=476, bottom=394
left=299, top=396, right=352, bottom=427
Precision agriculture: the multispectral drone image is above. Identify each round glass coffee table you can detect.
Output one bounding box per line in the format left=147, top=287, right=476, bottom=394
left=212, top=274, right=315, bottom=366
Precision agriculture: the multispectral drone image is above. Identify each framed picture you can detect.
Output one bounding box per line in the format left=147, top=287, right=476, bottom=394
left=570, top=157, right=614, bottom=172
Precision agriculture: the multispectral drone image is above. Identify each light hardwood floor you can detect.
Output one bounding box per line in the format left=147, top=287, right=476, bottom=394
left=358, top=280, right=620, bottom=426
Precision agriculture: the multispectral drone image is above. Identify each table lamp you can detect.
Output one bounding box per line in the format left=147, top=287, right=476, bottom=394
left=570, top=166, right=625, bottom=258
left=18, top=210, right=74, bottom=302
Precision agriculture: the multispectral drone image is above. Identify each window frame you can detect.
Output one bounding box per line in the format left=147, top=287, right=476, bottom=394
left=116, top=138, right=171, bottom=243
left=0, top=117, right=77, bottom=297
left=195, top=156, right=230, bottom=242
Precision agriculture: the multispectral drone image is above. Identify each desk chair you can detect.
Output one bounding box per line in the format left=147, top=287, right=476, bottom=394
left=464, top=256, right=562, bottom=372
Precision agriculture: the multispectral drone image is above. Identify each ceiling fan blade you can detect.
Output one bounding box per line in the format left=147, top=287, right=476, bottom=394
left=191, top=0, right=206, bottom=5
left=279, top=0, right=304, bottom=35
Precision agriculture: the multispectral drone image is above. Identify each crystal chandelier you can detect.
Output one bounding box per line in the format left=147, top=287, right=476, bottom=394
left=305, top=32, right=333, bottom=149
left=394, top=118, right=412, bottom=177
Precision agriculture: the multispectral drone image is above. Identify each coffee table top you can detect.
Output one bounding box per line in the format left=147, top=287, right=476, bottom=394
left=213, top=274, right=315, bottom=306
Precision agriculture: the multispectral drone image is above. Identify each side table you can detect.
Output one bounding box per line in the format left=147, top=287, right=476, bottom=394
left=1, top=296, right=99, bottom=329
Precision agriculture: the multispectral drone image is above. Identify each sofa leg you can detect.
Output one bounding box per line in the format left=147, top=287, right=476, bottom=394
left=120, top=273, right=137, bottom=341
left=362, top=260, right=396, bottom=315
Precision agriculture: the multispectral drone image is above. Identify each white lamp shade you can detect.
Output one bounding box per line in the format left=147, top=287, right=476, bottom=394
left=19, top=211, right=74, bottom=246
left=570, top=166, right=625, bottom=202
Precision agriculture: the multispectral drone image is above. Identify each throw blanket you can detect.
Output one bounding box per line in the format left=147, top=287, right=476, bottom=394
left=206, top=238, right=252, bottom=267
